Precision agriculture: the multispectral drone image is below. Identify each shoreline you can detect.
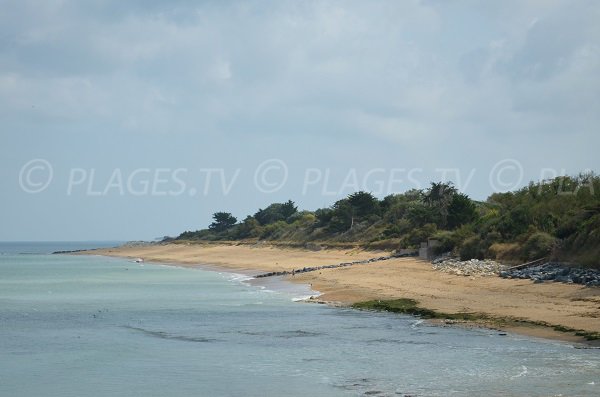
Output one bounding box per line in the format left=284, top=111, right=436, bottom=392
left=74, top=243, right=600, bottom=346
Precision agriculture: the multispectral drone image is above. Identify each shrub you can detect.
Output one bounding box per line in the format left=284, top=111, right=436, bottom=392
left=521, top=232, right=556, bottom=260
left=488, top=242, right=521, bottom=262
left=287, top=211, right=316, bottom=226
left=401, top=223, right=437, bottom=248
left=447, top=193, right=478, bottom=229
left=459, top=236, right=484, bottom=260
left=382, top=219, right=411, bottom=238
left=232, top=216, right=261, bottom=239
left=431, top=230, right=457, bottom=255
left=259, top=221, right=290, bottom=240
left=254, top=200, right=297, bottom=225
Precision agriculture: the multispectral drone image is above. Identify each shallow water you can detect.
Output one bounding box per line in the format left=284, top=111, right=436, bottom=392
left=1, top=243, right=598, bottom=396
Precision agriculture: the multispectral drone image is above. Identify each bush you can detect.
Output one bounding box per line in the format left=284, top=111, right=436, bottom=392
left=287, top=211, right=316, bottom=226
left=254, top=200, right=297, bottom=225
left=382, top=219, right=411, bottom=238
left=488, top=242, right=521, bottom=262
left=401, top=223, right=437, bottom=248
left=521, top=232, right=556, bottom=260
left=232, top=216, right=261, bottom=239
left=459, top=236, right=484, bottom=260
left=259, top=221, right=290, bottom=240
left=431, top=230, right=457, bottom=255
left=314, top=208, right=334, bottom=226
left=447, top=193, right=478, bottom=229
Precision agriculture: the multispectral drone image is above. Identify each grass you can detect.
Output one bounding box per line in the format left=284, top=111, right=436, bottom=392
left=351, top=299, right=483, bottom=321
left=352, top=299, right=600, bottom=341
left=528, top=321, right=600, bottom=341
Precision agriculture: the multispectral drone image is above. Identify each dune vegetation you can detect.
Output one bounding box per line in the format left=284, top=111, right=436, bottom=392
left=174, top=173, right=600, bottom=268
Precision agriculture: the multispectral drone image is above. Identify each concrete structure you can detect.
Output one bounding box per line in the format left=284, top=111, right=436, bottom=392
left=418, top=239, right=440, bottom=261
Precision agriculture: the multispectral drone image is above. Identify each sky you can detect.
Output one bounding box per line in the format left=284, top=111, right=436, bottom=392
left=1, top=0, right=599, bottom=241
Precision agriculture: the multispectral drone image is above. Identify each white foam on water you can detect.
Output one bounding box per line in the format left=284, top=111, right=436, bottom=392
left=220, top=272, right=255, bottom=285
left=510, top=365, right=528, bottom=379
left=411, top=319, right=424, bottom=328
left=292, top=295, right=316, bottom=302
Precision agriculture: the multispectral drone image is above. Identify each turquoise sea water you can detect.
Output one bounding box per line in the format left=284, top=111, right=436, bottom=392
left=1, top=243, right=599, bottom=396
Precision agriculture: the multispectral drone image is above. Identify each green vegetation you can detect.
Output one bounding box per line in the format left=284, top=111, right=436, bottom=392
left=175, top=173, right=600, bottom=268
left=351, top=299, right=600, bottom=340
left=209, top=212, right=237, bottom=233
left=352, top=299, right=486, bottom=321
left=353, top=299, right=445, bottom=319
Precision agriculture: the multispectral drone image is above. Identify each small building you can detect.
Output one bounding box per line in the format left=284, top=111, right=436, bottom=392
left=419, top=239, right=440, bottom=261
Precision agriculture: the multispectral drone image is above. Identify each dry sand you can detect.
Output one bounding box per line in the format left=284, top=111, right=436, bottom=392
left=84, top=243, right=379, bottom=273
left=80, top=243, right=600, bottom=343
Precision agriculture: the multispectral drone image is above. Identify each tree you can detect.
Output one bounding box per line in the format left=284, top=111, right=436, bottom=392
left=328, top=192, right=380, bottom=231
left=280, top=200, right=298, bottom=220
left=233, top=216, right=261, bottom=239
left=423, top=182, right=458, bottom=227
left=405, top=202, right=440, bottom=227
left=447, top=193, right=477, bottom=229
left=315, top=208, right=334, bottom=226
left=254, top=200, right=298, bottom=225
left=328, top=198, right=354, bottom=232
left=209, top=212, right=237, bottom=233
left=347, top=191, right=380, bottom=219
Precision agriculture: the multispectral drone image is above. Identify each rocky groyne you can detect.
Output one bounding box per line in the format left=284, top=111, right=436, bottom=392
left=254, top=252, right=416, bottom=278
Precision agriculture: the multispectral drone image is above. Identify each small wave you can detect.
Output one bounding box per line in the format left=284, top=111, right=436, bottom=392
left=277, top=330, right=322, bottom=338
left=333, top=377, right=374, bottom=392
left=410, top=319, right=424, bottom=328
left=365, top=338, right=435, bottom=346
left=224, top=272, right=255, bottom=284
left=302, top=357, right=330, bottom=362
left=122, top=326, right=217, bottom=343
left=510, top=365, right=528, bottom=379
left=292, top=295, right=315, bottom=302
left=237, top=330, right=267, bottom=336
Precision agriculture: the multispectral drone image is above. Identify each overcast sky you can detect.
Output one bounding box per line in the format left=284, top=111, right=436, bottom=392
left=1, top=0, right=599, bottom=241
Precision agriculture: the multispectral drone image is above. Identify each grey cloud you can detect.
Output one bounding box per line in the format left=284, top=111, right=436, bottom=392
left=1, top=1, right=599, bottom=239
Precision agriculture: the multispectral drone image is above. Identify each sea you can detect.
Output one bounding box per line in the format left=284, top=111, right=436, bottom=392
left=1, top=242, right=598, bottom=396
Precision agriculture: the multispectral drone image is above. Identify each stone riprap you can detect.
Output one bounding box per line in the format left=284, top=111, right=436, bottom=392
left=431, top=258, right=508, bottom=277
left=500, top=263, right=600, bottom=286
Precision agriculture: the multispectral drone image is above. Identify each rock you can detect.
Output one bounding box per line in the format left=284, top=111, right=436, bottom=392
left=432, top=258, right=507, bottom=277
left=500, top=262, right=600, bottom=286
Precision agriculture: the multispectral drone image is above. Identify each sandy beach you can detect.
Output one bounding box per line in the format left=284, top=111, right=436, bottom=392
left=80, top=243, right=600, bottom=343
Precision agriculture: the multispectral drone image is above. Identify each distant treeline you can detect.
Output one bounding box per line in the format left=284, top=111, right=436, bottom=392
left=174, top=173, right=600, bottom=267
